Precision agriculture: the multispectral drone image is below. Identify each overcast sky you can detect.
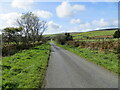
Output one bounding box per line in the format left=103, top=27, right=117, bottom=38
left=0, top=0, right=118, bottom=34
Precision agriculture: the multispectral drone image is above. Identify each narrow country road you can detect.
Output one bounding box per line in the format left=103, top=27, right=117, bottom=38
left=45, top=42, right=118, bottom=88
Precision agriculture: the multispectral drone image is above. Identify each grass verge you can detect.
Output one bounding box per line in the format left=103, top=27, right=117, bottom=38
left=2, top=42, right=50, bottom=88
left=54, top=41, right=118, bottom=75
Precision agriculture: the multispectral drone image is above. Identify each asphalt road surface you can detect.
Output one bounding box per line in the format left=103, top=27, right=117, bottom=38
left=45, top=42, right=118, bottom=88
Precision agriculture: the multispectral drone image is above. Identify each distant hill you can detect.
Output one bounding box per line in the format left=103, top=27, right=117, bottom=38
left=90, top=28, right=120, bottom=32
left=44, top=28, right=119, bottom=39
left=71, top=28, right=118, bottom=40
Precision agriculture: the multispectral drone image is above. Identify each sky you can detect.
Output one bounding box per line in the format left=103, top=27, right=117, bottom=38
left=0, top=0, right=118, bottom=34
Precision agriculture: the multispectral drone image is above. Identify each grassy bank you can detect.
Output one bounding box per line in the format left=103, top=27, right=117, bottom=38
left=2, top=42, right=50, bottom=88
left=54, top=42, right=118, bottom=75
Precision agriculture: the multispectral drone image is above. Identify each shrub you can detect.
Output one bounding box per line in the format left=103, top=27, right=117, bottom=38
left=56, top=35, right=66, bottom=45
left=56, top=33, right=73, bottom=45
left=2, top=42, right=43, bottom=56
left=113, top=30, right=120, bottom=39
left=65, top=33, right=73, bottom=41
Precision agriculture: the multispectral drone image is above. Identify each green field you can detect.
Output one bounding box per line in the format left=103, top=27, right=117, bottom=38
left=54, top=42, right=118, bottom=75
left=2, top=42, right=50, bottom=88
left=73, top=38, right=118, bottom=42
left=72, top=30, right=116, bottom=39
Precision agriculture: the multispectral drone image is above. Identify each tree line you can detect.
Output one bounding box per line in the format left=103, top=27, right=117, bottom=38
left=2, top=12, right=48, bottom=56
left=2, top=12, right=47, bottom=45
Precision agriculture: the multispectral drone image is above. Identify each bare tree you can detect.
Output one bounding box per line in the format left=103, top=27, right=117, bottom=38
left=17, top=12, right=47, bottom=43
left=37, top=21, right=48, bottom=41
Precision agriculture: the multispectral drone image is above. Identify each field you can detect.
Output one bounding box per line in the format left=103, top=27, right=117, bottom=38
left=45, top=29, right=118, bottom=42
left=72, top=30, right=117, bottom=41
left=67, top=30, right=119, bottom=53
left=2, top=42, right=50, bottom=88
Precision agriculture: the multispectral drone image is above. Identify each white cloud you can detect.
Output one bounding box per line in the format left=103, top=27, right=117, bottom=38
left=45, top=21, right=62, bottom=34
left=79, top=22, right=92, bottom=31
left=70, top=19, right=81, bottom=24
left=12, top=0, right=33, bottom=10
left=47, top=21, right=61, bottom=30
left=79, top=19, right=118, bottom=31
left=0, top=11, right=52, bottom=29
left=56, top=1, right=85, bottom=18
left=92, top=18, right=109, bottom=28
left=0, top=12, right=22, bottom=28
left=33, top=10, right=52, bottom=19
left=92, top=19, right=118, bottom=28
left=113, top=20, right=118, bottom=27
left=73, top=5, right=85, bottom=11
left=67, top=19, right=118, bottom=33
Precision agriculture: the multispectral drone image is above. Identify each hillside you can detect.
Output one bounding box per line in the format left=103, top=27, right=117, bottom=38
left=72, top=29, right=117, bottom=40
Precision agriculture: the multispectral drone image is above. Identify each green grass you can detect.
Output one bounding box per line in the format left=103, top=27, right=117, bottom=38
left=54, top=42, right=118, bottom=75
left=43, top=33, right=62, bottom=37
left=72, top=30, right=116, bottom=39
left=74, top=38, right=118, bottom=42
left=2, top=42, right=50, bottom=88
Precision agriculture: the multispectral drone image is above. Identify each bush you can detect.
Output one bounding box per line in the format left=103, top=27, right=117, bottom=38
left=56, top=33, right=73, bottom=45
left=2, top=42, right=43, bottom=56
left=66, top=41, right=80, bottom=47
left=65, top=33, right=73, bottom=41
left=113, top=30, right=120, bottom=38
left=117, top=41, right=120, bottom=59
left=56, top=35, right=66, bottom=45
